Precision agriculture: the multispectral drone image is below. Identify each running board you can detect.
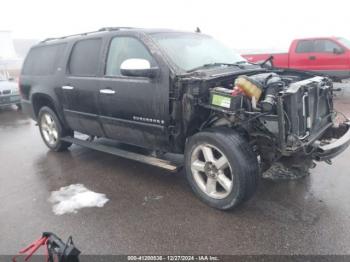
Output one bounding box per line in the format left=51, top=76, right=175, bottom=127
left=61, top=136, right=180, bottom=172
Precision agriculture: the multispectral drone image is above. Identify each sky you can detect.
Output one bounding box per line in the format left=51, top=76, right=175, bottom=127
left=0, top=0, right=349, bottom=51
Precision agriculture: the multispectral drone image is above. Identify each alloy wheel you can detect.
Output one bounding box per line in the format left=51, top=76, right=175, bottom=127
left=40, top=113, right=58, bottom=146
left=190, top=144, right=233, bottom=199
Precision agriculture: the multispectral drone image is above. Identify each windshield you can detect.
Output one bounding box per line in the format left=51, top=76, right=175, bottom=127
left=151, top=33, right=246, bottom=72
left=337, top=37, right=350, bottom=49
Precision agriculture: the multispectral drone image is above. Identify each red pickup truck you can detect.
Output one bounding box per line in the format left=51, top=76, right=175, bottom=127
left=242, top=37, right=350, bottom=81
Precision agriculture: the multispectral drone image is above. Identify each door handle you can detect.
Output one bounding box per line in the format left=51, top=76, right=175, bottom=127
left=99, top=89, right=115, bottom=95
left=309, top=56, right=316, bottom=60
left=62, top=85, right=74, bottom=90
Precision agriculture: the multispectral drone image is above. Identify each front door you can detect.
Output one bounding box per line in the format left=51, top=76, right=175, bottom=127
left=291, top=39, right=349, bottom=73
left=311, top=39, right=349, bottom=72
left=98, top=35, right=170, bottom=150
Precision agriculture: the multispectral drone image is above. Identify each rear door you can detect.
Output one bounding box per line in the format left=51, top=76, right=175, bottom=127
left=60, top=38, right=105, bottom=136
left=97, top=35, right=170, bottom=150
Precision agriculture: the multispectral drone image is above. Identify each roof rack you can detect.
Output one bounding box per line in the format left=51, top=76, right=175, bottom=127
left=40, top=27, right=136, bottom=43
left=98, top=27, right=136, bottom=31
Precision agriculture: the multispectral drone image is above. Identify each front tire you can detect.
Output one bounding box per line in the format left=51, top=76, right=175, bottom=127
left=185, top=129, right=259, bottom=210
left=38, top=106, right=73, bottom=151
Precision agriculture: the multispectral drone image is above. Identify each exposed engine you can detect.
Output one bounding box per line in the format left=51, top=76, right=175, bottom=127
left=235, top=73, right=284, bottom=112
left=209, top=72, right=329, bottom=116
left=201, top=71, right=344, bottom=171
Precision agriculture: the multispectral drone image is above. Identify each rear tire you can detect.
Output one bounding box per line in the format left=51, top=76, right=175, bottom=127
left=38, top=106, right=73, bottom=152
left=185, top=129, right=259, bottom=210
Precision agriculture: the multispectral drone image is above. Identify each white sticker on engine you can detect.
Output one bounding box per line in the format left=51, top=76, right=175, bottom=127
left=212, top=94, right=231, bottom=108
left=221, top=99, right=231, bottom=108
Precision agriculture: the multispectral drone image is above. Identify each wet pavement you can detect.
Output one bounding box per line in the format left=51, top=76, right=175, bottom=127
left=0, top=96, right=350, bottom=255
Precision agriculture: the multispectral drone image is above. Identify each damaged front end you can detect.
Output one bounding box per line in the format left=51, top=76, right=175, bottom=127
left=274, top=75, right=350, bottom=162
left=178, top=68, right=350, bottom=176
left=312, top=122, right=350, bottom=161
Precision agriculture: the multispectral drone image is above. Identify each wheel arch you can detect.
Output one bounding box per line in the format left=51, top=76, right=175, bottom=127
left=31, top=93, right=56, bottom=117
left=182, top=116, right=240, bottom=154
left=31, top=92, right=69, bottom=128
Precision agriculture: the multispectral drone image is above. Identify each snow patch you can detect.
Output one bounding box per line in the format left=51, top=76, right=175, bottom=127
left=49, top=184, right=109, bottom=215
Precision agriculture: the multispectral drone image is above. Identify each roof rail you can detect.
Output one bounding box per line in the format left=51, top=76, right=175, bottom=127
left=40, top=27, right=136, bottom=43
left=98, top=27, right=136, bottom=31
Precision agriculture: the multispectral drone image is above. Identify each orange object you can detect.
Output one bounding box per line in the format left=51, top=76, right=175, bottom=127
left=234, top=76, right=262, bottom=101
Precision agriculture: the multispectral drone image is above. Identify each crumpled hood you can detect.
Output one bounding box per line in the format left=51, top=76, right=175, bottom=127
left=0, top=80, right=18, bottom=92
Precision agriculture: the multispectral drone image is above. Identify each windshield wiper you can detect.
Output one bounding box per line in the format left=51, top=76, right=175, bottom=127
left=187, top=62, right=244, bottom=73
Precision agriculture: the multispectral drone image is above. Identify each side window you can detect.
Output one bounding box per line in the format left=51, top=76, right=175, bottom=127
left=106, top=37, right=155, bottom=76
left=22, top=44, right=66, bottom=75
left=296, top=39, right=342, bottom=54
left=69, top=38, right=102, bottom=76
left=296, top=40, right=314, bottom=53
left=314, top=40, right=341, bottom=53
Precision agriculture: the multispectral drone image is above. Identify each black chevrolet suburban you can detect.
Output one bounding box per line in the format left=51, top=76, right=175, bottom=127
left=20, top=27, right=350, bottom=210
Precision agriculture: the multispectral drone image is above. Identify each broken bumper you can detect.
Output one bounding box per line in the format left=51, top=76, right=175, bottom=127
left=313, top=122, right=350, bottom=161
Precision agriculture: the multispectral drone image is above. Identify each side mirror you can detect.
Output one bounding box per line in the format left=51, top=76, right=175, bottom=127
left=120, top=59, right=159, bottom=78
left=333, top=47, right=344, bottom=54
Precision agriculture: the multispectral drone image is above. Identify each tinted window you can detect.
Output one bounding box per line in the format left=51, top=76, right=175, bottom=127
left=296, top=39, right=342, bottom=53
left=22, top=44, right=66, bottom=75
left=296, top=40, right=314, bottom=53
left=69, top=38, right=102, bottom=76
left=106, top=37, right=155, bottom=76
left=314, top=40, right=341, bottom=52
